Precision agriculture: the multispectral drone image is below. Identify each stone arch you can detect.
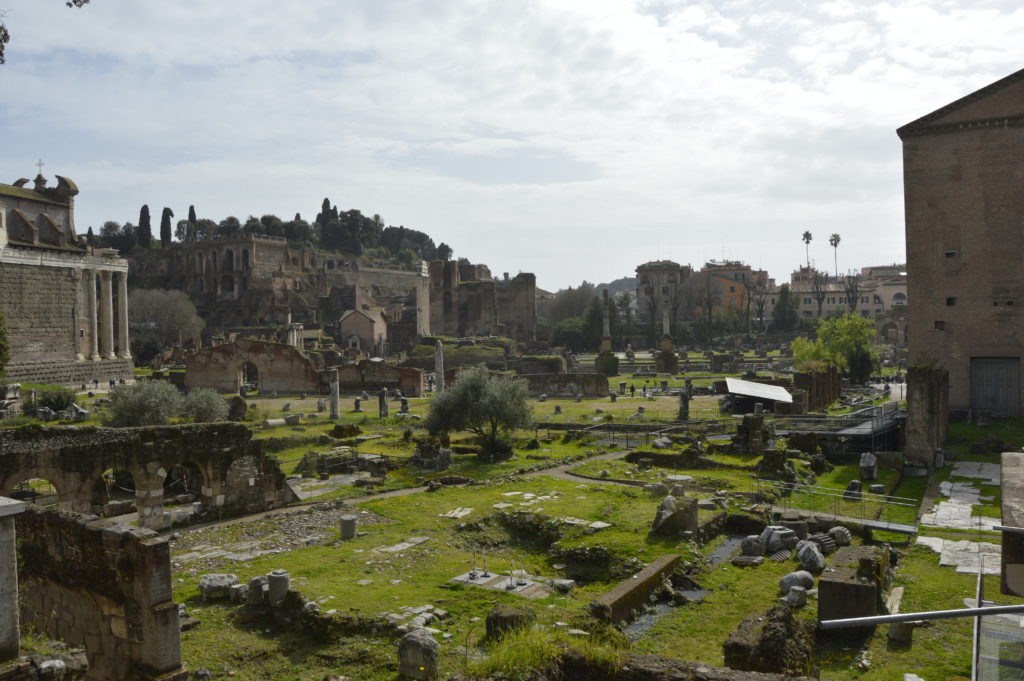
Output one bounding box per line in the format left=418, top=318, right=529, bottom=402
left=222, top=274, right=235, bottom=296
left=3, top=474, right=62, bottom=509
left=881, top=322, right=899, bottom=344
left=241, top=360, right=260, bottom=392
left=223, top=249, right=235, bottom=273
left=242, top=248, right=251, bottom=270
left=892, top=292, right=906, bottom=305
left=208, top=252, right=218, bottom=274
left=91, top=467, right=136, bottom=517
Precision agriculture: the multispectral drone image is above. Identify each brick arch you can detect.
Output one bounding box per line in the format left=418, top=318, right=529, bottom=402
left=184, top=338, right=323, bottom=395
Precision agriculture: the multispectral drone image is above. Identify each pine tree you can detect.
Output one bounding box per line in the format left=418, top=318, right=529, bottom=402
left=187, top=205, right=198, bottom=241
left=86, top=226, right=94, bottom=246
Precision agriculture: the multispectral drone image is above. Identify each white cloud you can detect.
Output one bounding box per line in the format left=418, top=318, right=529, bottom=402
left=1, top=0, right=1022, bottom=288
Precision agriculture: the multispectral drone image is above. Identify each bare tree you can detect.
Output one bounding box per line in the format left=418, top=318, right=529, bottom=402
left=843, top=271, right=863, bottom=313
left=809, top=268, right=828, bottom=317
left=685, top=273, right=721, bottom=345
left=128, top=289, right=205, bottom=358
left=749, top=275, right=769, bottom=332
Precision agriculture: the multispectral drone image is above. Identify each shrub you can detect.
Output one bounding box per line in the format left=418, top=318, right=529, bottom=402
left=103, top=380, right=183, bottom=427
left=22, top=387, right=78, bottom=414
left=182, top=387, right=229, bottom=423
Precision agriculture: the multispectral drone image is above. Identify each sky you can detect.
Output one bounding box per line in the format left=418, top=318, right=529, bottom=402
left=1, top=1, right=1022, bottom=291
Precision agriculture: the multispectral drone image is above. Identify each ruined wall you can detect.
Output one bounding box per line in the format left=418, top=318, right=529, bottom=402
left=0, top=424, right=285, bottom=530
left=495, top=273, right=537, bottom=342
left=185, top=339, right=322, bottom=394
left=905, top=364, right=949, bottom=465
left=17, top=506, right=186, bottom=681
left=521, top=373, right=609, bottom=397
left=336, top=362, right=423, bottom=396
left=792, top=368, right=841, bottom=412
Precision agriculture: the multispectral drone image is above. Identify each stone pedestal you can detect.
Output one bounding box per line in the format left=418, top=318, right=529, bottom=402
left=0, top=497, right=26, bottom=661
left=268, top=569, right=290, bottom=606
left=340, top=515, right=358, bottom=540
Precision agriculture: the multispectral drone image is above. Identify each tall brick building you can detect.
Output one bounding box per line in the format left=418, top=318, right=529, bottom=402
left=900, top=67, right=1024, bottom=422
left=0, top=174, right=133, bottom=385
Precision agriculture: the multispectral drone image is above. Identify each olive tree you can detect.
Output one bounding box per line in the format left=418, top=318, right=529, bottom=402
left=103, top=380, right=183, bottom=427
left=424, top=366, right=532, bottom=462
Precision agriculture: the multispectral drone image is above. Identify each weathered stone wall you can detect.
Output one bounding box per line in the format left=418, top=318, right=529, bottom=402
left=336, top=362, right=423, bottom=396
left=2, top=358, right=133, bottom=387
left=900, top=74, right=1024, bottom=413
left=589, top=554, right=679, bottom=624
left=0, top=262, right=77, bottom=362
left=1002, top=451, right=1024, bottom=597
left=905, top=364, right=949, bottom=465
left=17, top=506, right=186, bottom=681
left=0, top=424, right=286, bottom=530
left=792, top=368, right=841, bottom=412
left=185, top=339, right=323, bottom=394
left=495, top=273, right=537, bottom=342
left=520, top=373, right=610, bottom=397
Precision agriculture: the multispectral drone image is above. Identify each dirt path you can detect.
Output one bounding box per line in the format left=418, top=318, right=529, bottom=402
left=163, top=449, right=635, bottom=536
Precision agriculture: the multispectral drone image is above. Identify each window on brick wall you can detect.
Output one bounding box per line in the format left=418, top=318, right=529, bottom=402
left=934, top=321, right=946, bottom=331
left=946, top=297, right=956, bottom=306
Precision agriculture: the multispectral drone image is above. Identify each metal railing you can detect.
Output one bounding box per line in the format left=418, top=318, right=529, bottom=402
left=756, top=477, right=919, bottom=530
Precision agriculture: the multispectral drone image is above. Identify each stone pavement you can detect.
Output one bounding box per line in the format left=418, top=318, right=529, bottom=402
left=920, top=462, right=1000, bottom=530
left=916, top=536, right=1001, bottom=574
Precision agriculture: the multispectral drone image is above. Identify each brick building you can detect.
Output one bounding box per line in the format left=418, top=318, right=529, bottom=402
left=900, top=67, right=1024, bottom=418
left=0, top=174, right=133, bottom=385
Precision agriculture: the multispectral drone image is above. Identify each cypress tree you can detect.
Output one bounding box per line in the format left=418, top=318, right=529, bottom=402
left=160, top=207, right=174, bottom=246
left=138, top=205, right=152, bottom=248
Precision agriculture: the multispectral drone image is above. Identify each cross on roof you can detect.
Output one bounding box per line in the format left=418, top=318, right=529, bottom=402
left=36, top=159, right=45, bottom=175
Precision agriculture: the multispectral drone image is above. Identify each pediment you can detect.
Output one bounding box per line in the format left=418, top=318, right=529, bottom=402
left=899, top=67, right=1024, bottom=137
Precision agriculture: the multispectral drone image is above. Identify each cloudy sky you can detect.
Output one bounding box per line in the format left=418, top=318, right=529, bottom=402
left=1, top=1, right=1022, bottom=290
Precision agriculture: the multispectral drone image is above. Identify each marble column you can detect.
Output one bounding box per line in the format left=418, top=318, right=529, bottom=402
left=88, top=270, right=100, bottom=360
left=100, top=271, right=115, bottom=359
left=117, top=272, right=131, bottom=359
left=0, top=497, right=26, bottom=662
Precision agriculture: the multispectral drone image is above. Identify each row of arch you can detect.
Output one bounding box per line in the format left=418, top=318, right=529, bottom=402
left=183, top=248, right=252, bottom=276
left=1, top=455, right=268, bottom=530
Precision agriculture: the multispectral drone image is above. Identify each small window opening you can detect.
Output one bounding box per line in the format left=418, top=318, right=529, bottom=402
left=933, top=321, right=946, bottom=331
left=944, top=251, right=957, bottom=258
left=946, top=297, right=956, bottom=306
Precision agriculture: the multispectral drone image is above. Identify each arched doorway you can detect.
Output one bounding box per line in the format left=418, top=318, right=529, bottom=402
left=163, top=462, right=203, bottom=500
left=91, top=467, right=136, bottom=517
left=7, top=477, right=60, bottom=509
left=241, top=361, right=260, bottom=393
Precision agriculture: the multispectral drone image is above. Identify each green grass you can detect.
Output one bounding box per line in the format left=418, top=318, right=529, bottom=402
left=635, top=534, right=810, bottom=664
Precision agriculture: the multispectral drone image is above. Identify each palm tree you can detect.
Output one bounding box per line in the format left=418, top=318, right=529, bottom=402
left=829, top=233, right=841, bottom=278
left=801, top=231, right=812, bottom=269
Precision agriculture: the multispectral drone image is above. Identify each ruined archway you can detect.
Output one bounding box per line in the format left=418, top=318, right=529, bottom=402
left=164, top=462, right=204, bottom=500
left=91, top=467, right=136, bottom=517
left=241, top=360, right=260, bottom=392
left=7, top=477, right=60, bottom=509
left=223, top=249, right=235, bottom=273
